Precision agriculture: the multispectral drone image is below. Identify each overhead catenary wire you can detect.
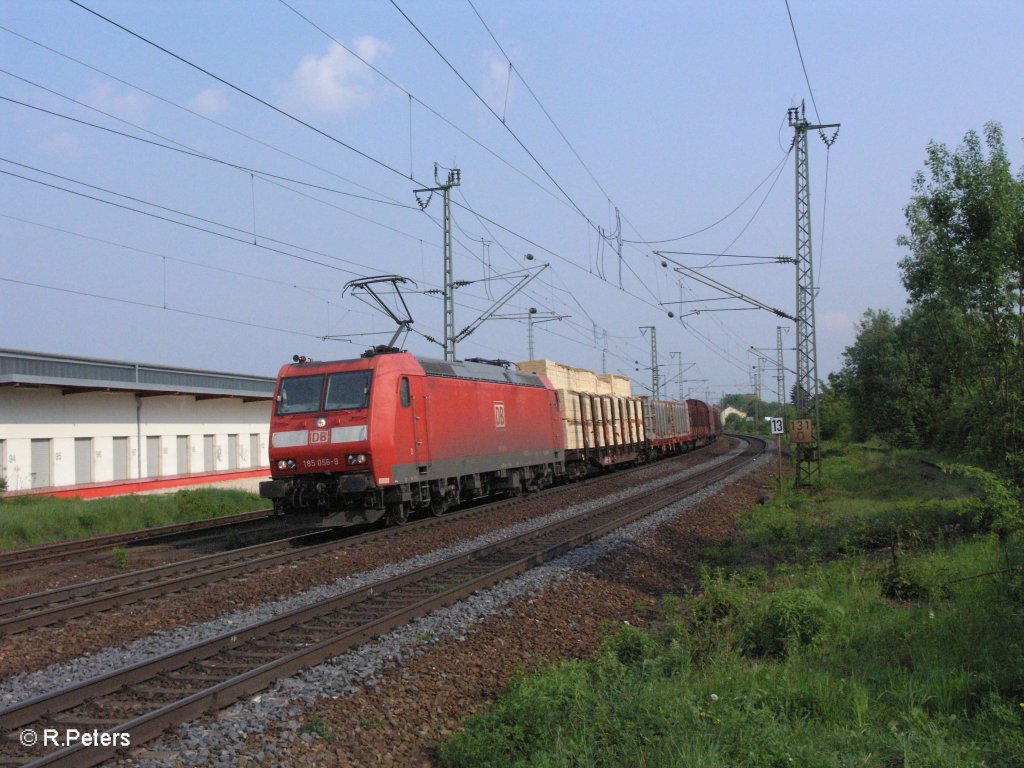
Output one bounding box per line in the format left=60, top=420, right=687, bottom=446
left=783, top=0, right=834, bottom=287
left=465, top=0, right=613, bottom=205
left=0, top=24, right=413, bottom=206
left=0, top=161, right=370, bottom=277
left=0, top=275, right=347, bottom=341
left=68, top=0, right=412, bottom=181
left=698, top=145, right=792, bottom=269
left=67, top=1, right=745, bottom=372
left=784, top=0, right=821, bottom=123
left=0, top=211, right=351, bottom=302
left=2, top=75, right=644, bottom=368
left=274, top=0, right=576, bottom=214
left=622, top=151, right=791, bottom=244
left=388, top=0, right=595, bottom=227
left=42, top=4, right=676, bottom=341
left=0, top=91, right=417, bottom=210
left=462, top=0, right=684, bottom=310
left=10, top=3, right=770, bottom=387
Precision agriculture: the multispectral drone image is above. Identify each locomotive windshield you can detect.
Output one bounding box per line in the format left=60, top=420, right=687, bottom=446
left=276, top=375, right=323, bottom=416
left=276, top=370, right=372, bottom=415
left=325, top=370, right=372, bottom=411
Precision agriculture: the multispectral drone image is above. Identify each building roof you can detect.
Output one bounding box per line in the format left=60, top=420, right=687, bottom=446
left=0, top=349, right=275, bottom=401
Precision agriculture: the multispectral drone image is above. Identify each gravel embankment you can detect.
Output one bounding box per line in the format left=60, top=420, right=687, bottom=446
left=0, top=441, right=746, bottom=709
left=0, top=441, right=734, bottom=682
left=124, top=447, right=773, bottom=768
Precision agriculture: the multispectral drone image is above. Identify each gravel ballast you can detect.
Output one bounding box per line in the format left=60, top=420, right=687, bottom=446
left=0, top=442, right=749, bottom=711
left=0, top=441, right=736, bottom=682
left=125, top=446, right=772, bottom=768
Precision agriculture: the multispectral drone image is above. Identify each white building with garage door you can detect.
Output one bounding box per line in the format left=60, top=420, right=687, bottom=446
left=0, top=349, right=274, bottom=494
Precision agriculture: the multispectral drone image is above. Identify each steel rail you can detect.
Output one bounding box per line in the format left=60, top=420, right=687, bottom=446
left=0, top=441, right=726, bottom=635
left=0, top=509, right=278, bottom=572
left=0, top=437, right=763, bottom=767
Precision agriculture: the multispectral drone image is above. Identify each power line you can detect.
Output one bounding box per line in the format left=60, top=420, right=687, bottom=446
left=274, top=0, right=576, bottom=214
left=62, top=0, right=733, bottom=365
left=784, top=0, right=821, bottom=123
left=463, top=0, right=672, bottom=306
left=698, top=146, right=792, bottom=268
left=465, top=0, right=612, bottom=204
left=0, top=24, right=412, bottom=206
left=32, top=2, right=762, bottom=379
left=388, top=0, right=595, bottom=227
left=68, top=0, right=411, bottom=180
left=0, top=275, right=344, bottom=341
left=783, top=0, right=834, bottom=287
left=622, top=152, right=790, bottom=244
left=47, top=3, right=651, bottom=323
left=0, top=91, right=415, bottom=210
left=0, top=161, right=368, bottom=276
left=0, top=211, right=348, bottom=301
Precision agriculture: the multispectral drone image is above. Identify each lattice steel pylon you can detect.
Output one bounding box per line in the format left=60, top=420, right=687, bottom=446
left=788, top=102, right=839, bottom=489
left=776, top=326, right=786, bottom=413
left=414, top=165, right=461, bottom=361
left=639, top=325, right=659, bottom=398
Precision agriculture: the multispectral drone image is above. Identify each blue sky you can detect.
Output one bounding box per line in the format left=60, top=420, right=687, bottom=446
left=1, top=0, right=1021, bottom=402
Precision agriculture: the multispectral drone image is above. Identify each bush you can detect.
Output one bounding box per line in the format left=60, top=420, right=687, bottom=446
left=878, top=560, right=930, bottom=601
left=944, top=464, right=1022, bottom=539
left=600, top=623, right=659, bottom=667
left=741, top=588, right=831, bottom=659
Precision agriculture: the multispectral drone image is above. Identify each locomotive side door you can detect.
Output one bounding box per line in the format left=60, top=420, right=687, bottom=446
left=402, top=375, right=431, bottom=470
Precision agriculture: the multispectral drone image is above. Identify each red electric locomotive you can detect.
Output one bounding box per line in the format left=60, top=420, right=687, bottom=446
left=260, top=351, right=564, bottom=526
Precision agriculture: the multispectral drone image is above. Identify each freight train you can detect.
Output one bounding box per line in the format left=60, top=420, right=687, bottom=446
left=259, top=350, right=721, bottom=527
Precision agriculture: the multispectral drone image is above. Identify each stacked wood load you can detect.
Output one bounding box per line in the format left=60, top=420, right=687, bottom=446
left=517, top=360, right=645, bottom=461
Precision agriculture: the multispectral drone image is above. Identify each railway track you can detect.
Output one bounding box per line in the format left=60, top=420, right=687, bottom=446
left=0, top=436, right=764, bottom=768
left=0, top=441, right=730, bottom=636
left=0, top=510, right=281, bottom=573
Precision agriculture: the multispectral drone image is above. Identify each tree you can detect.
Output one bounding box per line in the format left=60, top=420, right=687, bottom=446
left=897, top=123, right=1024, bottom=472
left=834, top=309, right=920, bottom=444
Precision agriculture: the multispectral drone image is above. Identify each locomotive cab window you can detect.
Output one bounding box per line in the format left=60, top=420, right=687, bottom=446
left=325, top=370, right=373, bottom=411
left=277, top=375, right=324, bottom=416
left=400, top=377, right=411, bottom=407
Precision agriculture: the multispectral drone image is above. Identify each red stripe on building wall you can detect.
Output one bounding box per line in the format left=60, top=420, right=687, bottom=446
left=5, top=468, right=269, bottom=500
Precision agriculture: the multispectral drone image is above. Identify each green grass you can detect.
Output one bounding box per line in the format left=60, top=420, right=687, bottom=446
left=439, top=445, right=1024, bottom=767
left=0, top=489, right=266, bottom=549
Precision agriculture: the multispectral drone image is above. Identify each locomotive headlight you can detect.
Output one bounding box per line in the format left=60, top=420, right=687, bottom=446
left=316, top=417, right=327, bottom=428
left=346, top=453, right=368, bottom=465
left=288, top=459, right=296, bottom=469
left=277, top=460, right=288, bottom=470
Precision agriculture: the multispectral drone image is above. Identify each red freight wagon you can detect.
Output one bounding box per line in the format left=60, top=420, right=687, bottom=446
left=686, top=398, right=714, bottom=443
left=261, top=353, right=564, bottom=526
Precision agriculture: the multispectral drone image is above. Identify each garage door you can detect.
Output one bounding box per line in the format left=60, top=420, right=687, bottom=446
left=176, top=435, right=189, bottom=475
left=147, top=436, right=160, bottom=477
left=75, top=438, right=93, bottom=484
left=113, top=437, right=129, bottom=481
left=31, top=439, right=51, bottom=489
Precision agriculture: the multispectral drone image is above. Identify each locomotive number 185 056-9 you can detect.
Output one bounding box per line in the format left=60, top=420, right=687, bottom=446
left=302, top=457, right=341, bottom=468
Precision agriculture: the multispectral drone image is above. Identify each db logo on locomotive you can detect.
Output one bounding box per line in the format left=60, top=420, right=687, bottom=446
left=493, top=402, right=506, bottom=429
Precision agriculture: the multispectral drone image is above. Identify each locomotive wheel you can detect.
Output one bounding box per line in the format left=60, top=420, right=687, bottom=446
left=386, top=503, right=409, bottom=526
left=430, top=498, right=448, bottom=517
